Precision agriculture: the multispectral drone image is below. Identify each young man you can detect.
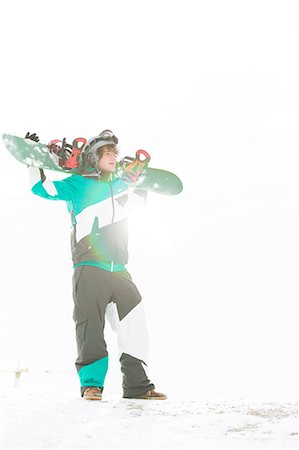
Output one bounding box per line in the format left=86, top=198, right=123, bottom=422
left=28, top=130, right=166, bottom=401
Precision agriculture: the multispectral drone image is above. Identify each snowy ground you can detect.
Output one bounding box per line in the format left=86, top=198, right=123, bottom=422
left=0, top=372, right=297, bottom=450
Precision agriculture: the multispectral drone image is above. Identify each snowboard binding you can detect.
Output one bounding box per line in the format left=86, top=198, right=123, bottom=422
left=119, top=149, right=151, bottom=184
left=47, top=137, right=86, bottom=169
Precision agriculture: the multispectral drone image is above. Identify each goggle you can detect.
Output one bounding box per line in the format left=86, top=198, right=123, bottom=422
left=84, top=130, right=118, bottom=154
left=98, top=130, right=118, bottom=144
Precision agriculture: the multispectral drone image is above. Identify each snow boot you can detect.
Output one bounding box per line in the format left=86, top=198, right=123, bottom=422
left=129, top=389, right=167, bottom=400
left=82, top=386, right=103, bottom=401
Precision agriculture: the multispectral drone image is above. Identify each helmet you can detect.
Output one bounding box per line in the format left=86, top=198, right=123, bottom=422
left=82, top=130, right=118, bottom=171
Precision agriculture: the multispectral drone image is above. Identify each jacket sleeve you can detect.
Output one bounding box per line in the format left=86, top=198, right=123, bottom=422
left=28, top=167, right=76, bottom=201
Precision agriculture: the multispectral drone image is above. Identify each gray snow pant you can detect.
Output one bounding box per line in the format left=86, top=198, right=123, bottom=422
left=72, top=265, right=155, bottom=397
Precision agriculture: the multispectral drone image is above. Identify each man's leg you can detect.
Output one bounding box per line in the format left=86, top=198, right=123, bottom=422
left=72, top=266, right=112, bottom=396
left=119, top=353, right=155, bottom=398
left=107, top=271, right=155, bottom=398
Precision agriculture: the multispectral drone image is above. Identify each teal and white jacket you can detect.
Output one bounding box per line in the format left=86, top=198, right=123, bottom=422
left=28, top=167, right=146, bottom=272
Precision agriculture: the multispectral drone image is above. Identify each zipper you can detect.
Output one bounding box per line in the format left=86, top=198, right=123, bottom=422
left=110, top=182, right=115, bottom=224
left=109, top=181, right=116, bottom=272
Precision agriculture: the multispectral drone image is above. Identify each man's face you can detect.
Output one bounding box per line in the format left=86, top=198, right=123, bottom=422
left=98, top=146, right=117, bottom=173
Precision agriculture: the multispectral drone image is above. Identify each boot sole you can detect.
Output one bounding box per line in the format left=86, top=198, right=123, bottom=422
left=83, top=396, right=102, bottom=401
left=128, top=395, right=167, bottom=400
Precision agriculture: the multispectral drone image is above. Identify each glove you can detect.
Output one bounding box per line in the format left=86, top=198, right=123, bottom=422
left=25, top=132, right=39, bottom=142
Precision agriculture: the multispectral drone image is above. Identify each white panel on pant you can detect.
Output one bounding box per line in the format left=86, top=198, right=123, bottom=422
left=105, top=301, right=149, bottom=364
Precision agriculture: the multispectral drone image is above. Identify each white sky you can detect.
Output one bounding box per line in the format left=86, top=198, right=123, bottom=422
left=0, top=0, right=298, bottom=400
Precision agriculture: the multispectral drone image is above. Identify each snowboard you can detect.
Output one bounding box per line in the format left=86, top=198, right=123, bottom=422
left=2, top=134, right=183, bottom=196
